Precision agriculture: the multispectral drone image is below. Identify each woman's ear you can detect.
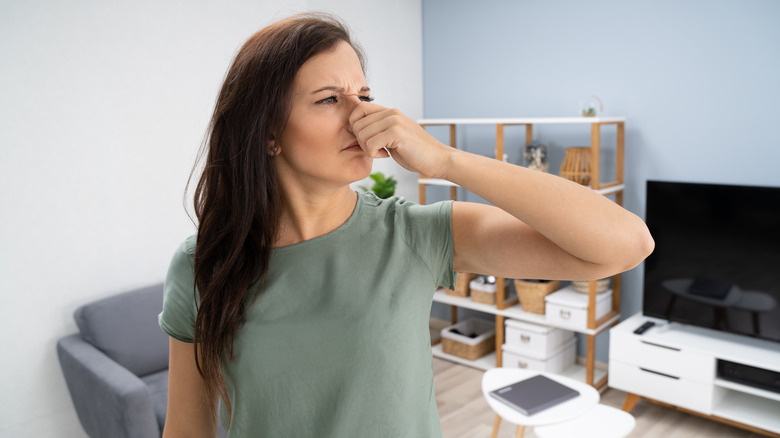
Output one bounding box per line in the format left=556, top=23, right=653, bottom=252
left=268, top=139, right=280, bottom=156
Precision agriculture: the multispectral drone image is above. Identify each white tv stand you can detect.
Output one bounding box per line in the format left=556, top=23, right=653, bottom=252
left=609, top=312, right=780, bottom=437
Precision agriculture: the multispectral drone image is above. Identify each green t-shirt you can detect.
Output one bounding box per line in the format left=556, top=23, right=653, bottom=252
left=158, top=192, right=455, bottom=437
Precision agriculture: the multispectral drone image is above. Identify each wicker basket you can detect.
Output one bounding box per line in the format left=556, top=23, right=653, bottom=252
left=441, top=318, right=495, bottom=360
left=514, top=279, right=561, bottom=314
left=471, top=288, right=496, bottom=305
left=445, top=272, right=477, bottom=297
left=572, top=278, right=611, bottom=294
left=470, top=277, right=506, bottom=305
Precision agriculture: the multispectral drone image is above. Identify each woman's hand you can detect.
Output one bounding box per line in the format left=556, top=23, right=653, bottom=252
left=349, top=102, right=451, bottom=178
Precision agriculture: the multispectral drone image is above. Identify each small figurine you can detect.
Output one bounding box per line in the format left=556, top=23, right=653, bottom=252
left=524, top=140, right=549, bottom=172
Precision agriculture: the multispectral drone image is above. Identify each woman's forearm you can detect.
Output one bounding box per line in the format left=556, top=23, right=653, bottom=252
left=441, top=149, right=654, bottom=272
left=348, top=102, right=653, bottom=274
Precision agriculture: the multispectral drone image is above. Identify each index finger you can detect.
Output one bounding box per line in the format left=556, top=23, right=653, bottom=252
left=349, top=101, right=387, bottom=129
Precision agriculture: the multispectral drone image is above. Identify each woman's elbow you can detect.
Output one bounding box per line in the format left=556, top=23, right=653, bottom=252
left=620, top=223, right=655, bottom=272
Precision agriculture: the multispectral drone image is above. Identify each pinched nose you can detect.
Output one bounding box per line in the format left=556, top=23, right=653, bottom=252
left=343, top=93, right=365, bottom=109
left=343, top=94, right=363, bottom=133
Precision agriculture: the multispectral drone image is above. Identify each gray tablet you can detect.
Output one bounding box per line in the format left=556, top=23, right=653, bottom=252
left=488, top=374, right=580, bottom=416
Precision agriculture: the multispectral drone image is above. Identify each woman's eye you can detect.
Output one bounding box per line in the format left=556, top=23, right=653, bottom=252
left=315, top=95, right=374, bottom=105
left=316, top=96, right=338, bottom=104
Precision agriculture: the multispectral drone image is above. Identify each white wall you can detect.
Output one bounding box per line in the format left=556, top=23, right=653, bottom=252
left=0, top=1, right=422, bottom=436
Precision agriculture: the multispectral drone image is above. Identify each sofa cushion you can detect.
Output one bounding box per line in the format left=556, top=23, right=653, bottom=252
left=74, top=284, right=169, bottom=376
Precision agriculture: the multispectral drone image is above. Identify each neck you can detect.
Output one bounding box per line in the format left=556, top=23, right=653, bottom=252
left=275, top=184, right=357, bottom=247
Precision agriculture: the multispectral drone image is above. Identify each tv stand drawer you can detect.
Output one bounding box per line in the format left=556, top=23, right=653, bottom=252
left=609, top=360, right=713, bottom=413
left=611, top=331, right=715, bottom=382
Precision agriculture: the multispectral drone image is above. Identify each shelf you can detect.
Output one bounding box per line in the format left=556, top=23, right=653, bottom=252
left=418, top=116, right=626, bottom=125
left=714, top=378, right=780, bottom=403
left=432, top=289, right=619, bottom=336
left=594, top=184, right=625, bottom=196
left=431, top=343, right=608, bottom=385
left=418, top=178, right=459, bottom=187
left=712, top=389, right=780, bottom=434
left=418, top=179, right=623, bottom=198
left=432, top=343, right=496, bottom=371
left=433, top=288, right=524, bottom=318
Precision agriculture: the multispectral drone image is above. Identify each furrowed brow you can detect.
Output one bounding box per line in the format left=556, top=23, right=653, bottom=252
left=311, top=86, right=371, bottom=95
left=311, top=86, right=343, bottom=95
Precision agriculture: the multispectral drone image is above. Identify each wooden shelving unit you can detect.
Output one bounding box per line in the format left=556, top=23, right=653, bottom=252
left=419, top=116, right=626, bottom=389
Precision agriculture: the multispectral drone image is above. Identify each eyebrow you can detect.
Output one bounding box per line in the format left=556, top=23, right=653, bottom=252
left=310, top=86, right=371, bottom=95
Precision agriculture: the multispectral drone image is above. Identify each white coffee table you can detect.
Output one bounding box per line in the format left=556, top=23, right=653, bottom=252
left=482, top=368, right=599, bottom=438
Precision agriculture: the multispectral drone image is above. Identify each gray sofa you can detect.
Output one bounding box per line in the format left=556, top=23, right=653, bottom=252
left=57, top=284, right=228, bottom=438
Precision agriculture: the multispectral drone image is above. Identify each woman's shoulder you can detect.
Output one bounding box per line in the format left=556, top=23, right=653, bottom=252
left=168, top=234, right=197, bottom=271
left=357, top=192, right=452, bottom=237
left=359, top=191, right=449, bottom=215
left=359, top=191, right=436, bottom=212
left=160, top=234, right=199, bottom=342
left=358, top=192, right=414, bottom=220
left=358, top=191, right=405, bottom=208
left=177, top=233, right=197, bottom=256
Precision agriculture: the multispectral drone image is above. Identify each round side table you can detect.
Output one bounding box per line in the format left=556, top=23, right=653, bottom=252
left=534, top=403, right=636, bottom=438
left=482, top=368, right=599, bottom=438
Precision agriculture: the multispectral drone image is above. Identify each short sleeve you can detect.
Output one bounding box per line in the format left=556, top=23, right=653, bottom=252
left=158, top=235, right=198, bottom=343
left=395, top=198, right=456, bottom=290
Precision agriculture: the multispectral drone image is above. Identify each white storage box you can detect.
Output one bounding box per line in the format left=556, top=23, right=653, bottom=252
left=441, top=318, right=496, bottom=360
left=504, top=319, right=574, bottom=354
left=502, top=337, right=576, bottom=373
left=545, top=286, right=612, bottom=330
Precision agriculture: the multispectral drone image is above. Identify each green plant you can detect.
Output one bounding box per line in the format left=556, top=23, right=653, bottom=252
left=360, top=172, right=397, bottom=199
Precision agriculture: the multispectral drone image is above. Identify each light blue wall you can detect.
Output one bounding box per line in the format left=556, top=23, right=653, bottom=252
left=423, top=0, right=780, bottom=361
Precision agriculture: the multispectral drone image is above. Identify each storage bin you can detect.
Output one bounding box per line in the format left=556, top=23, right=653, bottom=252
left=572, top=278, right=610, bottom=294
left=515, top=280, right=560, bottom=314
left=502, top=337, right=576, bottom=373
left=504, top=319, right=574, bottom=354
left=545, top=286, right=612, bottom=330
left=441, top=318, right=496, bottom=360
left=469, top=276, right=508, bottom=305
left=445, top=272, right=477, bottom=297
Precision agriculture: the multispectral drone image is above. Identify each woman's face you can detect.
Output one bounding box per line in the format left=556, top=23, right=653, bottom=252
left=276, top=41, right=374, bottom=191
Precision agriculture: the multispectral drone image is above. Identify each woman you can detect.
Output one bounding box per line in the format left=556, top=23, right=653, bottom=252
left=159, top=13, right=654, bottom=438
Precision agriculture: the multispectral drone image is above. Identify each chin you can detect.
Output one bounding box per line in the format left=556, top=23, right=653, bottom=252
left=343, top=157, right=373, bottom=184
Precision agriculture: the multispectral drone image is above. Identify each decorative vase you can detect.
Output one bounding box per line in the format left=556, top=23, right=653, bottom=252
left=524, top=140, right=548, bottom=172
left=560, top=147, right=592, bottom=185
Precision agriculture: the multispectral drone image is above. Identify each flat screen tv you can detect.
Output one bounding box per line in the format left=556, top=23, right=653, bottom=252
left=642, top=180, right=780, bottom=343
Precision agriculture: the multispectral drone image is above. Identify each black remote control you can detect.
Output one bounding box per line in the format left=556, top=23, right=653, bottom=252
left=633, top=321, right=655, bottom=334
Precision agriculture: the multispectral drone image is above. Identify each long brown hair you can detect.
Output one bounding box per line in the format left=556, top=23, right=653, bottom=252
left=187, top=13, right=365, bottom=427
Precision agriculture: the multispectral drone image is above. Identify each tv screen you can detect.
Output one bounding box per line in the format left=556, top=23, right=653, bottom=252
left=643, top=180, right=780, bottom=343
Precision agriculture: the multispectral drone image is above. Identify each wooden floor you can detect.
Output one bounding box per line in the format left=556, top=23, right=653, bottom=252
left=432, top=357, right=765, bottom=438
